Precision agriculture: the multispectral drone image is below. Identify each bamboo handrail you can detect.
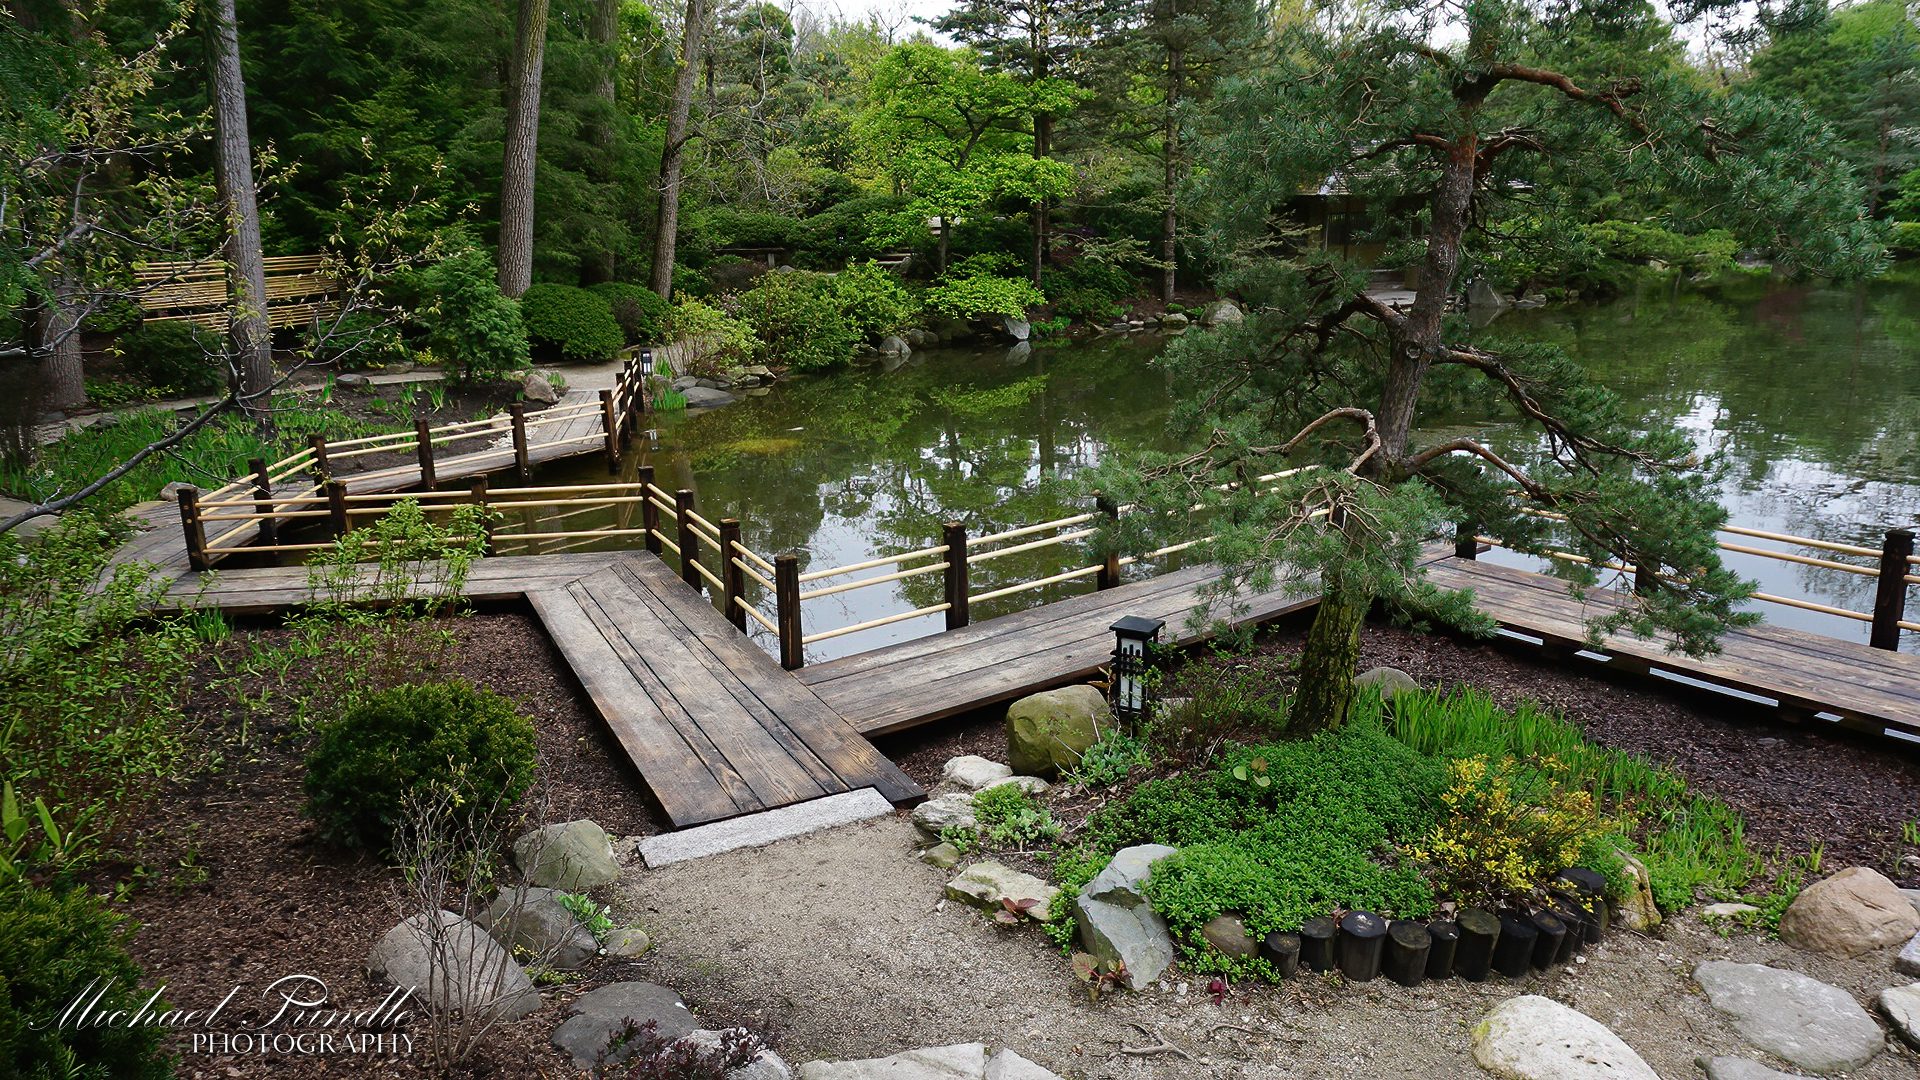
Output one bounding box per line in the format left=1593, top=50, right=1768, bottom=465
left=1902, top=619, right=1920, bottom=633
left=647, top=495, right=678, bottom=519
left=802, top=603, right=951, bottom=645
left=1750, top=591, right=1874, bottom=622
left=1717, top=541, right=1879, bottom=578
left=734, top=557, right=776, bottom=592
left=966, top=527, right=1097, bottom=565
left=735, top=596, right=779, bottom=634
left=687, top=556, right=725, bottom=592
left=970, top=512, right=1099, bottom=548
left=326, top=439, right=420, bottom=463
left=655, top=533, right=681, bottom=557
left=797, top=560, right=948, bottom=601
left=970, top=563, right=1103, bottom=604
left=1719, top=524, right=1883, bottom=559
left=265, top=447, right=315, bottom=473
left=798, top=543, right=949, bottom=583
left=683, top=508, right=724, bottom=541
left=197, top=509, right=334, bottom=523
left=492, top=527, right=653, bottom=543
left=735, top=545, right=777, bottom=574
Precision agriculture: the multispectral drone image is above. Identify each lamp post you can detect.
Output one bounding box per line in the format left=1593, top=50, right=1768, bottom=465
left=639, top=347, right=655, bottom=378
left=1110, top=615, right=1165, bottom=726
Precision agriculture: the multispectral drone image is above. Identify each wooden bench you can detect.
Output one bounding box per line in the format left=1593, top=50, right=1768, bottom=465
left=133, top=254, right=341, bottom=331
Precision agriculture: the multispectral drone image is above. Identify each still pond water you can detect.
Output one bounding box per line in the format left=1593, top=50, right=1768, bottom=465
left=545, top=275, right=1920, bottom=662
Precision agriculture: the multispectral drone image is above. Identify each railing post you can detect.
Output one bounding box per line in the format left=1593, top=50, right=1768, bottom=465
left=1454, top=521, right=1479, bottom=560
left=1095, top=494, right=1121, bottom=590
left=248, top=456, right=277, bottom=545
left=469, top=477, right=492, bottom=556
left=775, top=553, right=805, bottom=670
left=413, top=416, right=437, bottom=491
left=597, top=389, right=619, bottom=474
left=638, top=465, right=661, bottom=555
left=1871, top=528, right=1915, bottom=651
left=308, top=433, right=332, bottom=481
left=509, top=403, right=531, bottom=482
left=675, top=488, right=701, bottom=590
left=176, top=486, right=209, bottom=571
left=943, top=521, right=970, bottom=630
left=326, top=480, right=350, bottom=538
left=720, top=518, right=747, bottom=632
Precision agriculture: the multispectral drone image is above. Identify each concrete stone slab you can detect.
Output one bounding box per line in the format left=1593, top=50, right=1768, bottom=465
left=640, top=788, right=893, bottom=867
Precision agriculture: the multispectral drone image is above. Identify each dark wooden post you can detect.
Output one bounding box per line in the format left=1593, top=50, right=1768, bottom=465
left=720, top=517, right=747, bottom=632
left=1095, top=493, right=1121, bottom=589
left=1872, top=528, right=1915, bottom=650
left=943, top=521, right=970, bottom=630
left=326, top=480, right=350, bottom=538
left=1454, top=520, right=1478, bottom=560
left=600, top=388, right=620, bottom=472
left=469, top=477, right=492, bottom=555
left=307, top=433, right=332, bottom=480
left=176, top=486, right=209, bottom=571
left=248, top=457, right=277, bottom=545
left=638, top=465, right=661, bottom=555
left=509, top=403, right=530, bottom=481
left=1633, top=560, right=1658, bottom=595
left=674, top=488, right=701, bottom=590
left=775, top=553, right=804, bottom=670
left=413, top=416, right=437, bottom=491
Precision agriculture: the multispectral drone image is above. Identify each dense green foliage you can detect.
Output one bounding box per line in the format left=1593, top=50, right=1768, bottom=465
left=111, top=322, right=222, bottom=394
left=737, top=272, right=862, bottom=372
left=667, top=298, right=761, bottom=377
left=519, top=283, right=625, bottom=362
left=303, top=680, right=538, bottom=852
left=412, top=249, right=531, bottom=380
left=592, top=282, right=671, bottom=345
left=923, top=258, right=1047, bottom=321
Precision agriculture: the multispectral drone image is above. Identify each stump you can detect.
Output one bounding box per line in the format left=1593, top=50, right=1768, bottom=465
left=1425, top=919, right=1460, bottom=980
left=1384, top=920, right=1432, bottom=988
left=1455, top=908, right=1500, bottom=982
left=1528, top=910, right=1567, bottom=970
left=1492, top=913, right=1537, bottom=978
left=1337, top=911, right=1387, bottom=982
left=1300, top=917, right=1337, bottom=973
left=1260, top=931, right=1301, bottom=978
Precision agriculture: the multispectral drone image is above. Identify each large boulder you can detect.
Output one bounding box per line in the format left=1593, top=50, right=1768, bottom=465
left=550, top=981, right=697, bottom=1068
left=945, top=861, right=1060, bottom=922
left=1160, top=311, right=1190, bottom=329
left=985, top=1049, right=1062, bottom=1079
left=367, top=910, right=541, bottom=1020
left=682, top=385, right=738, bottom=409
left=876, top=335, right=912, bottom=357
left=521, top=371, right=559, bottom=404
left=514, top=820, right=621, bottom=890
left=1470, top=996, right=1658, bottom=1080
left=476, top=886, right=599, bottom=970
left=1694, top=960, right=1884, bottom=1074
left=1003, top=316, right=1031, bottom=341
left=1073, top=844, right=1178, bottom=989
left=1779, top=866, right=1920, bottom=958
left=1198, top=299, right=1243, bottom=327
left=1006, top=685, right=1110, bottom=777
left=1881, top=983, right=1920, bottom=1049
left=799, top=1043, right=988, bottom=1079
left=1353, top=666, right=1421, bottom=701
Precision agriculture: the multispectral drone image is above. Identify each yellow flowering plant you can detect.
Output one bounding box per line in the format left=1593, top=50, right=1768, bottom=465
left=1408, top=754, right=1611, bottom=905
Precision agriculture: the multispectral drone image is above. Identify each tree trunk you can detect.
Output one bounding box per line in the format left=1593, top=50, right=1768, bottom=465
left=937, top=216, right=951, bottom=276
left=585, top=0, right=620, bottom=284
left=650, top=0, right=708, bottom=300
left=499, top=0, right=550, bottom=298
left=1030, top=112, right=1050, bottom=287
left=1160, top=47, right=1183, bottom=303
left=1291, top=570, right=1368, bottom=734
left=37, top=277, right=87, bottom=412
left=1377, top=137, right=1477, bottom=465
left=204, top=0, right=273, bottom=411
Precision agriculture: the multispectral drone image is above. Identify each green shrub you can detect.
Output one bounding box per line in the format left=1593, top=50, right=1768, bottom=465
left=1580, top=219, right=1738, bottom=269
left=591, top=282, right=671, bottom=345
left=1889, top=221, right=1920, bottom=257
left=795, top=194, right=919, bottom=267
left=304, top=680, right=538, bottom=852
left=923, top=261, right=1045, bottom=322
left=830, top=262, right=914, bottom=338
left=519, top=283, right=624, bottom=362
left=1066, top=729, right=1150, bottom=788
left=681, top=207, right=804, bottom=258
left=1407, top=754, right=1609, bottom=906
left=1040, top=259, right=1137, bottom=323
left=737, top=271, right=859, bottom=372
left=112, top=322, right=222, bottom=394
left=972, top=785, right=1061, bottom=850
left=414, top=250, right=530, bottom=381
left=666, top=298, right=761, bottom=377
left=0, top=882, right=173, bottom=1080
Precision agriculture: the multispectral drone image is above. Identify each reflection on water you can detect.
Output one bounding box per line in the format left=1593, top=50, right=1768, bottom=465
left=540, top=274, right=1920, bottom=659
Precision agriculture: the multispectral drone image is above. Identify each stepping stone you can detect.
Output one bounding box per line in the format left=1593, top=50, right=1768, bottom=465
left=945, top=861, right=1060, bottom=922
left=1880, top=983, right=1920, bottom=1048
left=1470, top=995, right=1658, bottom=1080
left=550, top=981, right=695, bottom=1068
left=1700, top=1057, right=1812, bottom=1080
left=1896, top=930, right=1920, bottom=977
left=799, top=1042, right=988, bottom=1079
left=1694, top=961, right=1884, bottom=1074
left=639, top=788, right=893, bottom=867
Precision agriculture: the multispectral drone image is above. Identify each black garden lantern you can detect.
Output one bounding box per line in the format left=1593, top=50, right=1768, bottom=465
left=1109, top=615, right=1164, bottom=725
left=639, top=348, right=655, bottom=379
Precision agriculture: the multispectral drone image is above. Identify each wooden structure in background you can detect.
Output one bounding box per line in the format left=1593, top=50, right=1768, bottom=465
left=132, top=255, right=341, bottom=331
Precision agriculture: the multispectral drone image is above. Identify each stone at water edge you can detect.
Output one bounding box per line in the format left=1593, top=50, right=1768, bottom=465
left=520, top=371, right=559, bottom=404
left=1160, top=311, right=1190, bottom=329
left=1613, top=851, right=1661, bottom=931
left=945, top=860, right=1061, bottom=922
left=876, top=335, right=911, bottom=357
left=920, top=842, right=962, bottom=869
left=1074, top=844, right=1179, bottom=990
left=682, top=385, right=738, bottom=409
left=367, top=910, right=541, bottom=1020
left=1700, top=1057, right=1815, bottom=1080
left=1201, top=914, right=1258, bottom=959
left=514, top=819, right=621, bottom=890
left=1779, top=866, right=1920, bottom=958
left=1353, top=666, right=1421, bottom=701
left=475, top=885, right=600, bottom=970
left=1897, top=931, right=1920, bottom=977
left=1880, top=983, right=1920, bottom=1048
left=941, top=755, right=1013, bottom=791
left=1005, top=684, right=1111, bottom=778
left=911, top=792, right=978, bottom=841
left=799, top=1042, right=988, bottom=1079
left=1198, top=299, right=1244, bottom=326
left=1003, top=316, right=1031, bottom=341
left=1694, top=960, right=1884, bottom=1074
left=985, top=1048, right=1063, bottom=1079
left=1469, top=995, right=1658, bottom=1080
left=550, top=981, right=695, bottom=1068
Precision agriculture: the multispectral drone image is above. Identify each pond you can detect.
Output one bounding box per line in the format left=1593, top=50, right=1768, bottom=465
left=541, top=273, right=1920, bottom=662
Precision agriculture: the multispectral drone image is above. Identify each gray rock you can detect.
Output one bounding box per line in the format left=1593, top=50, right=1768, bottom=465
left=1780, top=866, right=1920, bottom=958
left=367, top=910, right=540, bottom=1019
left=605, top=927, right=651, bottom=957
left=1694, top=960, right=1884, bottom=1074
left=520, top=372, right=559, bottom=404
left=477, top=886, right=599, bottom=970
left=877, top=335, right=911, bottom=357
left=1005, top=684, right=1111, bottom=777
left=1003, top=341, right=1032, bottom=364
left=671, top=375, right=702, bottom=392
left=985, top=1048, right=1062, bottom=1079
left=980, top=775, right=1050, bottom=796
left=1159, top=312, right=1189, bottom=329
left=1614, top=850, right=1662, bottom=931
left=945, top=860, right=1060, bottom=922
left=1075, top=844, right=1178, bottom=989
left=0, top=499, right=55, bottom=540
left=1199, top=299, right=1243, bottom=326
left=335, top=372, right=371, bottom=388
left=551, top=981, right=695, bottom=1068
left=694, top=377, right=730, bottom=390
left=799, top=1043, right=987, bottom=1079
left=1701, top=902, right=1762, bottom=921
left=513, top=820, right=621, bottom=890
left=1201, top=914, right=1257, bottom=959
left=1904, top=888, right=1920, bottom=916
left=920, top=842, right=962, bottom=869
left=682, top=385, right=738, bottom=409
left=742, top=364, right=775, bottom=382
left=1898, top=931, right=1920, bottom=977
left=1881, top=983, right=1920, bottom=1048
left=159, top=481, right=196, bottom=499
left=903, top=328, right=933, bottom=348
left=911, top=792, right=978, bottom=841
left=1468, top=278, right=1511, bottom=311
left=1353, top=666, right=1421, bottom=701
left=1470, top=995, right=1658, bottom=1080
left=942, top=755, right=1013, bottom=790
left=681, top=1028, right=793, bottom=1080
left=1003, top=316, right=1031, bottom=341
left=1701, top=1058, right=1812, bottom=1080
left=639, top=788, right=892, bottom=867
left=1514, top=295, right=1547, bottom=309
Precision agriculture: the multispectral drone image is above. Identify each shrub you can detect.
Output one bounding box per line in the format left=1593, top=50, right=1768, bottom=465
left=591, top=283, right=671, bottom=345
left=519, top=283, right=624, bottom=363
left=1066, top=729, right=1151, bottom=788
left=972, top=785, right=1061, bottom=850
left=829, top=262, right=913, bottom=338
left=1580, top=219, right=1738, bottom=270
left=0, top=881, right=174, bottom=1080
left=666, top=298, right=761, bottom=377
left=1889, top=221, right=1920, bottom=257
left=680, top=207, right=803, bottom=260
left=1407, top=754, right=1608, bottom=906
left=112, top=322, right=222, bottom=394
left=737, top=271, right=859, bottom=372
left=1040, top=259, right=1137, bottom=323
left=923, top=261, right=1045, bottom=322
left=414, top=250, right=530, bottom=381
left=304, top=680, right=538, bottom=852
